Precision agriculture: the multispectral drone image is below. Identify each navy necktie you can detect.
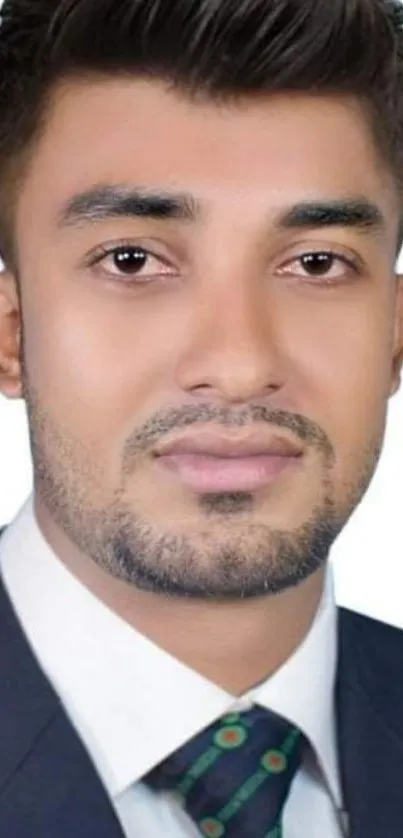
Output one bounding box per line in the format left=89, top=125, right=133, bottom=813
left=144, top=705, right=306, bottom=837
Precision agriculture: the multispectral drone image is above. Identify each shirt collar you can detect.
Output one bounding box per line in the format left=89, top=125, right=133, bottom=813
left=0, top=494, right=341, bottom=807
left=251, top=562, right=341, bottom=806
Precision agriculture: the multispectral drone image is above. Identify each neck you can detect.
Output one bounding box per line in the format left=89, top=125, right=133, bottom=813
left=35, top=500, right=327, bottom=695
left=115, top=568, right=326, bottom=694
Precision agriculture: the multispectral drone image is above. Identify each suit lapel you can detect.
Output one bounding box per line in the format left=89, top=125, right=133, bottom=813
left=336, top=605, right=403, bottom=838
left=0, top=574, right=125, bottom=838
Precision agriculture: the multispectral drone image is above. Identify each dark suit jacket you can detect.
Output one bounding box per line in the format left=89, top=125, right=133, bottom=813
left=0, top=522, right=403, bottom=837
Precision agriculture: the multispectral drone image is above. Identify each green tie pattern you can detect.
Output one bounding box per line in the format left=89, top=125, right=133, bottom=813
left=144, top=706, right=306, bottom=836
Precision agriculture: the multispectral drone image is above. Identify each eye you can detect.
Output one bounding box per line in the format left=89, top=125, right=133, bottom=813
left=277, top=250, right=359, bottom=282
left=89, top=244, right=176, bottom=283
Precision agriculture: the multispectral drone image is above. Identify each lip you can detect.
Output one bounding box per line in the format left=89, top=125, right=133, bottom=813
left=155, top=452, right=302, bottom=493
left=153, top=430, right=303, bottom=459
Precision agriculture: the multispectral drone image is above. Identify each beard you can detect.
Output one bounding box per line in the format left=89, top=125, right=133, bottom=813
left=20, top=344, right=385, bottom=602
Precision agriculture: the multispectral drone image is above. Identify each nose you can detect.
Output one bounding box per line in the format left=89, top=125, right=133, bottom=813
left=177, top=282, right=288, bottom=403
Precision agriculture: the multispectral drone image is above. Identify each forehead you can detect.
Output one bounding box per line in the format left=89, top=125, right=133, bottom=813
left=15, top=77, right=399, bottom=240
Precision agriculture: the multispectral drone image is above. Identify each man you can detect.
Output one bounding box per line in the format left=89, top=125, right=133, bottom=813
left=0, top=0, right=403, bottom=835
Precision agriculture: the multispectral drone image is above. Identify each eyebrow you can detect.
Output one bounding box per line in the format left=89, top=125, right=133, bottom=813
left=56, top=185, right=198, bottom=229
left=55, top=184, right=386, bottom=237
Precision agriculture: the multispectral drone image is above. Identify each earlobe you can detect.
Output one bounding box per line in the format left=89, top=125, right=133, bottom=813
left=0, top=270, right=22, bottom=400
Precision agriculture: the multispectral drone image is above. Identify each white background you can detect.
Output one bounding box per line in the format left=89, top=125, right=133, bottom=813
left=0, top=0, right=402, bottom=627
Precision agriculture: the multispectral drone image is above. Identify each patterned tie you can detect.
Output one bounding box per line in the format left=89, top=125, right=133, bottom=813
left=144, top=705, right=306, bottom=837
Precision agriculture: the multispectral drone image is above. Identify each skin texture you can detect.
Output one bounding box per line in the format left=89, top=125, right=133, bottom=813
left=0, top=78, right=402, bottom=693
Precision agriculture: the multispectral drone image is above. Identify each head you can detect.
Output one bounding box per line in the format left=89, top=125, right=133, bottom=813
left=0, top=0, right=402, bottom=602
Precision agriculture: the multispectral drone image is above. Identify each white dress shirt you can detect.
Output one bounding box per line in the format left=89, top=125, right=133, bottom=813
left=0, top=494, right=347, bottom=837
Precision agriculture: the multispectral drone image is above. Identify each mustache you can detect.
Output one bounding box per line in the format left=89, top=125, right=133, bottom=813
left=122, top=405, right=335, bottom=468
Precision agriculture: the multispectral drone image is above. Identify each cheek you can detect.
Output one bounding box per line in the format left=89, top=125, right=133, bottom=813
left=21, top=262, right=392, bottom=482
left=295, top=297, right=391, bottom=486
left=21, top=278, right=186, bottom=445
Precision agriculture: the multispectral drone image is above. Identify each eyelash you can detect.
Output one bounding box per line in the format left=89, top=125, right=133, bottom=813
left=89, top=243, right=174, bottom=283
left=88, top=242, right=360, bottom=285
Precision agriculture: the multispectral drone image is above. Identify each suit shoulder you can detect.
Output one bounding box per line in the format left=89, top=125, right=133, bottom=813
left=339, top=604, right=403, bottom=638
left=338, top=604, right=403, bottom=648
left=338, top=604, right=403, bottom=713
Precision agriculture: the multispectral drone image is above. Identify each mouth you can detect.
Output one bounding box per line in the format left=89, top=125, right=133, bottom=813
left=155, top=452, right=303, bottom=493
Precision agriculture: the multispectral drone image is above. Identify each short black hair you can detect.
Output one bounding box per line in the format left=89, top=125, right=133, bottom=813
left=0, top=0, right=403, bottom=272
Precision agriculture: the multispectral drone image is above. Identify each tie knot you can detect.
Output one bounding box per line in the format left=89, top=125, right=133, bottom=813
left=144, top=705, right=306, bottom=837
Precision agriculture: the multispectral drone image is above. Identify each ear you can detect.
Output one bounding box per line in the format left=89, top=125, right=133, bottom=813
left=389, top=274, right=403, bottom=397
left=0, top=269, right=22, bottom=400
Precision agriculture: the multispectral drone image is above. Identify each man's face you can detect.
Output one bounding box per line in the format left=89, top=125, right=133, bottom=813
left=1, top=79, right=402, bottom=599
